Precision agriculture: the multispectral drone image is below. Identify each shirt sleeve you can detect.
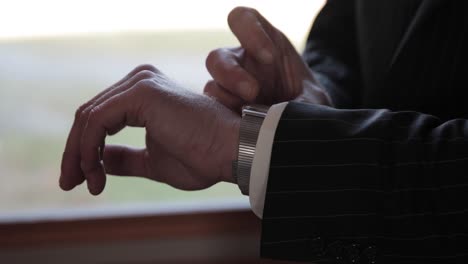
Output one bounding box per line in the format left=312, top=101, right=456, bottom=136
left=249, top=102, right=289, bottom=218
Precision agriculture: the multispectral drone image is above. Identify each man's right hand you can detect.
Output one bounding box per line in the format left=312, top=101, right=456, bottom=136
left=204, top=7, right=332, bottom=110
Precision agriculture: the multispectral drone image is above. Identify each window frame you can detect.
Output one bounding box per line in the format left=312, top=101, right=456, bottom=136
left=0, top=202, right=295, bottom=263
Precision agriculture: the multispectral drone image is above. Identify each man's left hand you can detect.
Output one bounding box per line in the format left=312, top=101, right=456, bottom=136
left=59, top=65, right=240, bottom=195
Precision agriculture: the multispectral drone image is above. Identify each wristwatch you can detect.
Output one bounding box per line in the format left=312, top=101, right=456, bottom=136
left=233, top=105, right=270, bottom=195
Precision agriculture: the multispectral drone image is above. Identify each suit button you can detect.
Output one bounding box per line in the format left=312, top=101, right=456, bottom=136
left=309, top=236, right=325, bottom=257
left=363, top=245, right=377, bottom=264
left=326, top=240, right=345, bottom=263
left=344, top=243, right=361, bottom=263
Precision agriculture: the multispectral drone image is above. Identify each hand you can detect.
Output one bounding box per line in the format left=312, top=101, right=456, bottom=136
left=204, top=7, right=332, bottom=110
left=59, top=65, right=240, bottom=195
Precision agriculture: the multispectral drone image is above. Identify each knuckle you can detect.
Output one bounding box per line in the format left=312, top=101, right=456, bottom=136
left=74, top=103, right=91, bottom=121
left=134, top=79, right=155, bottom=92
left=74, top=105, right=86, bottom=120
left=206, top=49, right=222, bottom=69
left=88, top=103, right=107, bottom=123
left=86, top=107, right=100, bottom=124
left=134, top=69, right=156, bottom=81
left=228, top=63, right=243, bottom=75
left=207, top=48, right=238, bottom=76
left=81, top=105, right=96, bottom=124
left=134, top=64, right=158, bottom=74
left=219, top=62, right=241, bottom=80
left=203, top=80, right=217, bottom=93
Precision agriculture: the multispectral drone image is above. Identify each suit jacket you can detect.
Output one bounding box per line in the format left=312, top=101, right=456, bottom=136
left=260, top=0, right=468, bottom=263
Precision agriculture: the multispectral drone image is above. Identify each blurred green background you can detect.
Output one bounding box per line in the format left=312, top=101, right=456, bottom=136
left=0, top=31, right=244, bottom=212
left=0, top=0, right=324, bottom=215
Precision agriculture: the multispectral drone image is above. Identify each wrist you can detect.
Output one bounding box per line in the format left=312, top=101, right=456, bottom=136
left=221, top=117, right=240, bottom=184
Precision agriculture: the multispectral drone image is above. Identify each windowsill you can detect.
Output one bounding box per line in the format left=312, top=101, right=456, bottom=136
left=0, top=197, right=250, bottom=224
left=0, top=197, right=275, bottom=263
left=0, top=197, right=259, bottom=251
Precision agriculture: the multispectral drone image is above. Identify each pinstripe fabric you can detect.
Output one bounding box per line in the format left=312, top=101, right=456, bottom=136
left=261, top=0, right=468, bottom=263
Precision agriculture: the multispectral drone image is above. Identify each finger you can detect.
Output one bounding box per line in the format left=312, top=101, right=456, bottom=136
left=85, top=68, right=158, bottom=115
left=206, top=48, right=259, bottom=101
left=83, top=69, right=158, bottom=135
left=60, top=64, right=157, bottom=191
left=90, top=64, right=158, bottom=107
left=228, top=7, right=275, bottom=64
left=145, top=146, right=214, bottom=190
left=204, top=80, right=243, bottom=111
left=80, top=87, right=147, bottom=195
left=104, top=144, right=209, bottom=190
left=102, top=145, right=148, bottom=177
left=151, top=155, right=213, bottom=190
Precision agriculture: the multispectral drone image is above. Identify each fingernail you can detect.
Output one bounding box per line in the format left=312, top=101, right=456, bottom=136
left=258, top=49, right=273, bottom=64
left=238, top=82, right=252, bottom=100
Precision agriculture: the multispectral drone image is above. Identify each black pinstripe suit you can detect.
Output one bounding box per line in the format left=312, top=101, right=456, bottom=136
left=260, top=0, right=468, bottom=263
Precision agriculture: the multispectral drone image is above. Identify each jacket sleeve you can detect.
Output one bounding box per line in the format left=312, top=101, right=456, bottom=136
left=260, top=102, right=468, bottom=263
left=303, top=0, right=362, bottom=108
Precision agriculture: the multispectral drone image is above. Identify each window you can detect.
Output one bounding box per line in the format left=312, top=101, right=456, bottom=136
left=0, top=0, right=325, bottom=219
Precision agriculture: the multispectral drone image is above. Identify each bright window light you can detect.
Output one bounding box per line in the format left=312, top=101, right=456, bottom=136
left=0, top=0, right=325, bottom=217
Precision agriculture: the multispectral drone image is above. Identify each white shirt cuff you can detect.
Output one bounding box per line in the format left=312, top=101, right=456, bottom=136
left=249, top=102, right=289, bottom=219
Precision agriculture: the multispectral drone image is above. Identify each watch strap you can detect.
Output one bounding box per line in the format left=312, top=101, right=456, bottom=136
left=235, top=105, right=269, bottom=195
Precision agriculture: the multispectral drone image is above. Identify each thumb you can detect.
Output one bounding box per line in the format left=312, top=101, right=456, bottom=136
left=227, top=7, right=275, bottom=64
left=204, top=80, right=243, bottom=112
left=103, top=145, right=148, bottom=177
left=205, top=48, right=259, bottom=102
